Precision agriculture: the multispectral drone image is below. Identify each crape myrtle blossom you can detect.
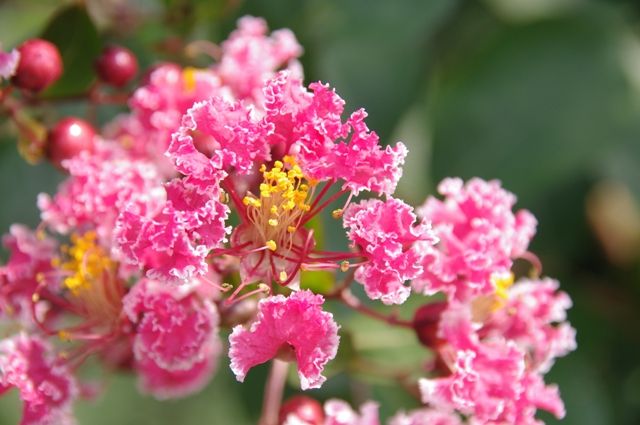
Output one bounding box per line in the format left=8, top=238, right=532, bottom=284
left=0, top=225, right=57, bottom=325
left=38, top=147, right=165, bottom=251
left=413, top=177, right=537, bottom=302
left=419, top=279, right=575, bottom=424
left=118, top=70, right=411, bottom=296
left=343, top=197, right=437, bottom=305
left=0, top=44, right=19, bottom=80
left=388, top=408, right=463, bottom=425
left=0, top=13, right=576, bottom=425
left=0, top=333, right=77, bottom=425
left=123, top=278, right=221, bottom=399
left=229, top=290, right=338, bottom=390
left=106, top=16, right=302, bottom=173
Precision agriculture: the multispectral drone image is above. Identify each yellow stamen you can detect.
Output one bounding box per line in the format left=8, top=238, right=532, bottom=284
left=340, top=261, right=350, bottom=272
left=279, top=271, right=288, bottom=282
left=182, top=67, right=199, bottom=92
left=266, top=240, right=277, bottom=251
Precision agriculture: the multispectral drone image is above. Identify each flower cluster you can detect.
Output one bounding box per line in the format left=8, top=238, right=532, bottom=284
left=0, top=15, right=574, bottom=425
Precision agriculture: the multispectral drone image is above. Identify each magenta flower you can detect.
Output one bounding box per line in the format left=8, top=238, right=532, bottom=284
left=216, top=16, right=303, bottom=102
left=413, top=177, right=537, bottom=301
left=229, top=290, right=339, bottom=390
left=123, top=278, right=220, bottom=372
left=0, top=225, right=57, bottom=324
left=0, top=44, right=19, bottom=80
left=483, top=278, right=577, bottom=373
left=389, top=408, right=463, bottom=425
left=343, top=197, right=437, bottom=304
left=115, top=173, right=230, bottom=282
left=38, top=149, right=165, bottom=249
left=419, top=299, right=571, bottom=424
left=0, top=333, right=77, bottom=425
left=323, top=399, right=379, bottom=425
left=124, top=279, right=221, bottom=399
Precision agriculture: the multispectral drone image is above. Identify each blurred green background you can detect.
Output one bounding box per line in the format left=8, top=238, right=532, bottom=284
left=1, top=0, right=640, bottom=423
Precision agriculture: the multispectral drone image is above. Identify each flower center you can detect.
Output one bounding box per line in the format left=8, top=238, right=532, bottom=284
left=242, top=156, right=313, bottom=253
left=53, top=231, right=122, bottom=327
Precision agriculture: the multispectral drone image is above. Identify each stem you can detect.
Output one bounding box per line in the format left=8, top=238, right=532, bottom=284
left=259, top=359, right=289, bottom=425
left=340, top=290, right=413, bottom=329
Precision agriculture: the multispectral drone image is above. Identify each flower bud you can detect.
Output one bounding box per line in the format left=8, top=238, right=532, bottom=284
left=95, top=45, right=138, bottom=87
left=47, top=117, right=95, bottom=168
left=279, top=395, right=324, bottom=425
left=412, top=301, right=448, bottom=348
left=12, top=39, right=63, bottom=92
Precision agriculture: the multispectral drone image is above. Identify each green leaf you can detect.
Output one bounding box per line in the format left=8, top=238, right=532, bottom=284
left=300, top=270, right=334, bottom=294
left=40, top=4, right=101, bottom=97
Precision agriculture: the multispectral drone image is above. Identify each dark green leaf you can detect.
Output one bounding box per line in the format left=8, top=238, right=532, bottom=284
left=41, top=5, right=101, bottom=97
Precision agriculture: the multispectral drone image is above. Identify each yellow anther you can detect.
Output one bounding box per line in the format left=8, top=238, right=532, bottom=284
left=279, top=271, right=288, bottom=282
left=268, top=219, right=279, bottom=227
left=492, top=272, right=515, bottom=300
left=266, top=240, right=277, bottom=251
left=270, top=206, right=278, bottom=215
left=340, top=261, right=350, bottom=272
left=32, top=293, right=40, bottom=303
left=287, top=226, right=297, bottom=233
left=260, top=164, right=267, bottom=172
left=332, top=208, right=343, bottom=219
left=283, top=155, right=296, bottom=164
left=58, top=231, right=113, bottom=296
left=274, top=160, right=283, bottom=169
left=58, top=330, right=71, bottom=342
left=182, top=67, right=198, bottom=92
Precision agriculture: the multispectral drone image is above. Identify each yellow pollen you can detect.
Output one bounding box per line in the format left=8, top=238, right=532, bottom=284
left=57, top=231, right=113, bottom=296
left=58, top=330, right=72, bottom=342
left=266, top=240, right=277, bottom=251
left=279, top=271, right=288, bottom=282
left=243, top=156, right=312, bottom=256
left=182, top=67, right=199, bottom=92
left=340, top=261, right=350, bottom=272
left=332, top=208, right=343, bottom=219
left=492, top=272, right=515, bottom=300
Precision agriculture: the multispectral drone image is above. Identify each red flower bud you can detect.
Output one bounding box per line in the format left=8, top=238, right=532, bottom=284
left=279, top=395, right=324, bottom=425
left=95, top=45, right=138, bottom=87
left=47, top=117, right=95, bottom=168
left=412, top=301, right=448, bottom=348
left=12, top=39, right=63, bottom=92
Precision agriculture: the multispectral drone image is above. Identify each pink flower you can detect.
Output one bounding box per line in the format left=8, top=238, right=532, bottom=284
left=105, top=63, right=222, bottom=174
left=124, top=279, right=221, bottom=399
left=323, top=399, right=379, bottom=425
left=167, top=96, right=269, bottom=175
left=229, top=290, right=339, bottom=390
left=389, top=408, right=463, bottom=425
left=123, top=279, right=220, bottom=372
left=263, top=72, right=408, bottom=195
left=343, top=197, right=437, bottom=305
left=0, top=45, right=19, bottom=80
left=216, top=16, right=303, bottom=102
left=419, top=302, right=568, bottom=424
left=0, top=225, right=57, bottom=323
left=115, top=174, right=230, bottom=282
left=38, top=150, right=165, bottom=250
left=413, top=177, right=537, bottom=301
left=135, top=344, right=219, bottom=400
left=0, top=333, right=77, bottom=425
left=482, top=278, right=577, bottom=373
